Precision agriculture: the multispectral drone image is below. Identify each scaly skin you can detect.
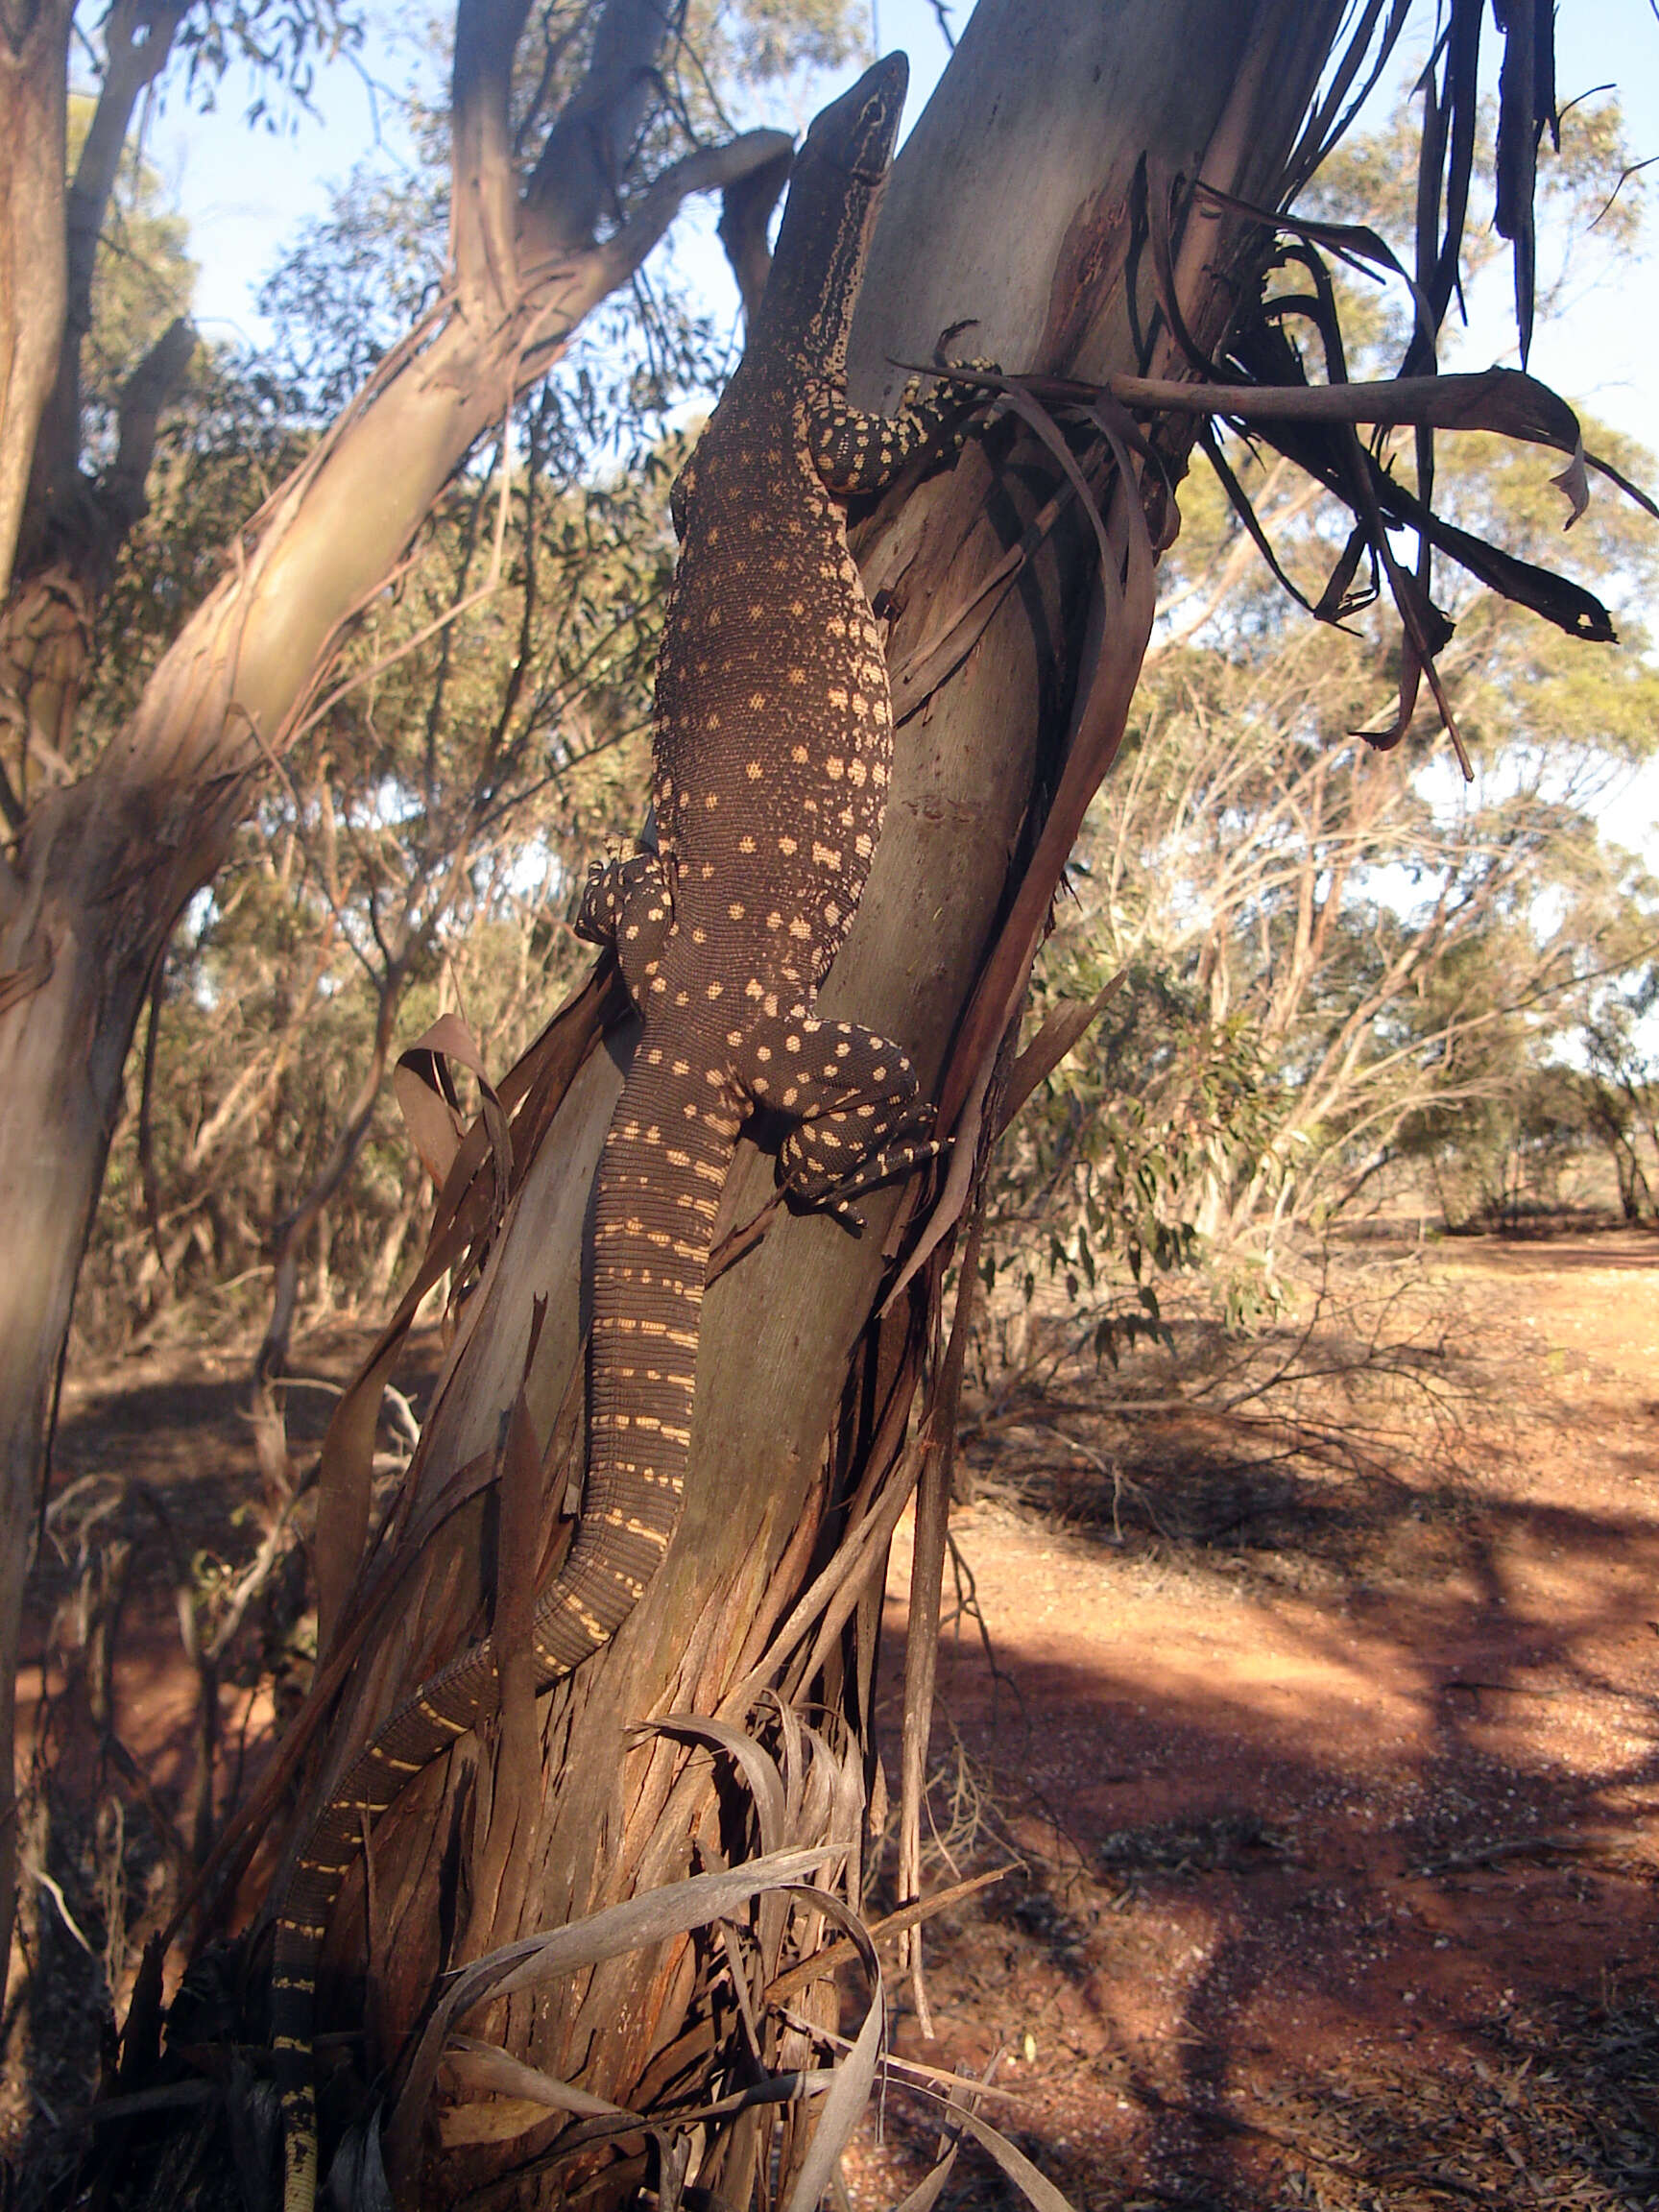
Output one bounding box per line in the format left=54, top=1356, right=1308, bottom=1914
left=273, top=52, right=990, bottom=2209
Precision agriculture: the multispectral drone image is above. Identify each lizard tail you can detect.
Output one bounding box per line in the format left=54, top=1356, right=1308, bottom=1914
left=272, top=1633, right=499, bottom=2212
left=545, top=1047, right=735, bottom=1668
left=274, top=1051, right=734, bottom=2211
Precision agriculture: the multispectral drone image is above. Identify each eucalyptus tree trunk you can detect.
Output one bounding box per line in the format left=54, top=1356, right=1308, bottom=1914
left=264, top=3, right=1356, bottom=2201
left=0, top=0, right=70, bottom=602
left=0, top=0, right=787, bottom=2016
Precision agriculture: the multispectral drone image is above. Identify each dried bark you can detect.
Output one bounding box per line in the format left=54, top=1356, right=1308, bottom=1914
left=0, top=0, right=71, bottom=608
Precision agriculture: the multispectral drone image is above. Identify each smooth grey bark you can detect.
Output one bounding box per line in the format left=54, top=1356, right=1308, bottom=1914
left=280, top=3, right=1357, bottom=2200
left=0, top=0, right=70, bottom=605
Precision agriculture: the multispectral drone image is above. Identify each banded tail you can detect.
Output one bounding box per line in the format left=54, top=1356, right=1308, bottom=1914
left=275, top=1048, right=733, bottom=2212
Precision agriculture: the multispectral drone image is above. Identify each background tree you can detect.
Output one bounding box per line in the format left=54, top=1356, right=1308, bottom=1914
left=69, top=144, right=709, bottom=1379
left=1580, top=973, right=1659, bottom=1219
left=985, top=419, right=1659, bottom=1339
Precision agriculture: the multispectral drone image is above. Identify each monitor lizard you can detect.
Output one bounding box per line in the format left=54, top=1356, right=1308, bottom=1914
left=271, top=50, right=992, bottom=2209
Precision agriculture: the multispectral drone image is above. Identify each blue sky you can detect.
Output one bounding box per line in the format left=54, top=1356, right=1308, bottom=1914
left=137, top=0, right=1659, bottom=450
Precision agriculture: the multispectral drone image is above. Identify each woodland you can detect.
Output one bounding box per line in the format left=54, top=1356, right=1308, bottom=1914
left=2, top=0, right=1658, bottom=2205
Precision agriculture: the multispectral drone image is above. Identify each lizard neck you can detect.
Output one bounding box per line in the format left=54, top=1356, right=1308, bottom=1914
left=751, top=169, right=882, bottom=380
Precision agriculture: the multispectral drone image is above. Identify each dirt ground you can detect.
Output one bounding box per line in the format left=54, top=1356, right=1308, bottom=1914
left=12, top=1231, right=1659, bottom=2208
left=849, top=1230, right=1659, bottom=2209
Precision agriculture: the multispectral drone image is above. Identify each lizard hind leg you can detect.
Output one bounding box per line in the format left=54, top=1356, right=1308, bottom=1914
left=737, top=1009, right=941, bottom=1233
left=576, top=848, right=675, bottom=1007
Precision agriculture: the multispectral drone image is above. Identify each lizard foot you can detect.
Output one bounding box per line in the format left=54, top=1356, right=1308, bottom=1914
left=734, top=1009, right=939, bottom=1230
left=781, top=1128, right=944, bottom=1233
left=576, top=850, right=674, bottom=1004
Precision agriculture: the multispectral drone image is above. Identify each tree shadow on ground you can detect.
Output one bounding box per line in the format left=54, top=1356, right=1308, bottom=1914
left=869, top=1334, right=1659, bottom=2209
left=10, top=1263, right=1658, bottom=2210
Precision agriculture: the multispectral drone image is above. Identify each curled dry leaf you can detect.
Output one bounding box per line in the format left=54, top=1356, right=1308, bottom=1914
left=776, top=1884, right=884, bottom=2212
left=941, top=2103, right=1084, bottom=2212
left=387, top=1845, right=848, bottom=2180
left=645, top=1713, right=789, bottom=1859
left=439, top=2032, right=637, bottom=2142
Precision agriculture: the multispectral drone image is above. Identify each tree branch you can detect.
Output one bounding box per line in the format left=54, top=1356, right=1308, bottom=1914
left=64, top=0, right=183, bottom=353
left=450, top=0, right=536, bottom=315
left=103, top=313, right=194, bottom=541
left=717, top=147, right=792, bottom=328
left=577, top=129, right=794, bottom=301
left=522, top=0, right=679, bottom=252
left=19, top=0, right=186, bottom=567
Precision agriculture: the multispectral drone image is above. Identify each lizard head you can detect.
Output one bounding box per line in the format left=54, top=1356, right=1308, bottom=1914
left=751, top=53, right=909, bottom=373
left=803, top=50, right=909, bottom=183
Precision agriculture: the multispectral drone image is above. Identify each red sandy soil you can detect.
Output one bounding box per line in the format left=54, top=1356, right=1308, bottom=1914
left=847, top=1231, right=1659, bottom=2208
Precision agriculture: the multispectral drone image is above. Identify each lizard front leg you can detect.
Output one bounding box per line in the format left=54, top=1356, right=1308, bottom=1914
left=804, top=357, right=999, bottom=498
